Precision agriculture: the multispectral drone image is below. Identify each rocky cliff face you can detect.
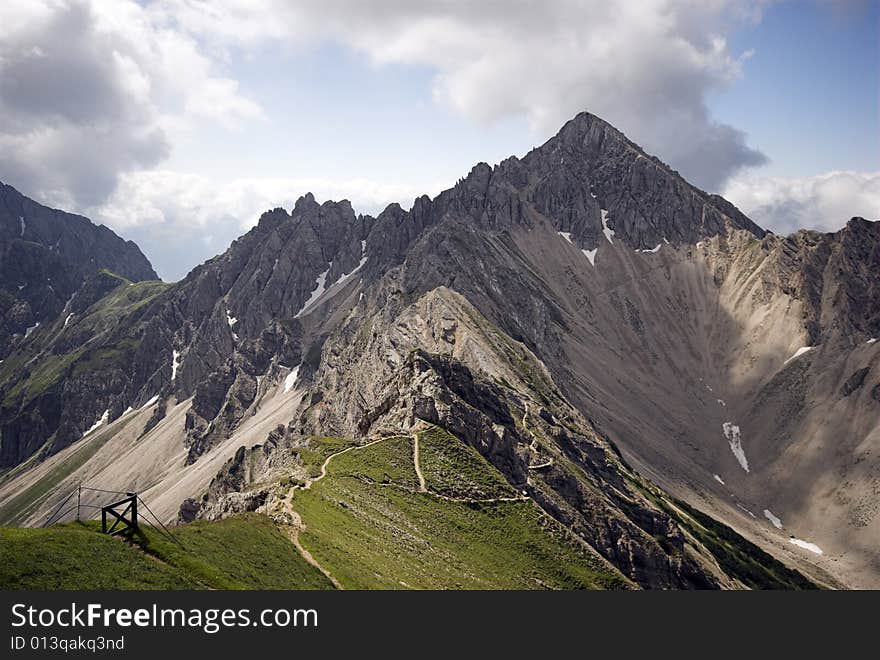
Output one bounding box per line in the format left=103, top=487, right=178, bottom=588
left=0, top=182, right=157, bottom=359
left=0, top=111, right=876, bottom=589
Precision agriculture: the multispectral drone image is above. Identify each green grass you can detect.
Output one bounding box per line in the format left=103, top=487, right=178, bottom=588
left=670, top=499, right=817, bottom=590
left=626, top=478, right=816, bottom=590
left=0, top=523, right=197, bottom=589
left=330, top=435, right=420, bottom=488
left=293, top=436, right=361, bottom=479
left=80, top=279, right=168, bottom=321
left=3, top=350, right=83, bottom=403
left=96, top=269, right=131, bottom=284
left=291, top=433, right=629, bottom=590
left=0, top=514, right=333, bottom=590
left=418, top=426, right=517, bottom=499
left=72, top=338, right=141, bottom=377
left=1, top=280, right=169, bottom=407
left=137, top=514, right=333, bottom=589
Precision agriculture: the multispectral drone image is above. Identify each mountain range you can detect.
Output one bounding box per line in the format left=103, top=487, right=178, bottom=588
left=1, top=111, right=877, bottom=589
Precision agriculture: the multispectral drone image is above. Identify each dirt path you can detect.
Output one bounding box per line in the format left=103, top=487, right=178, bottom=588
left=412, top=434, right=427, bottom=492
left=277, top=437, right=386, bottom=590
left=528, top=459, right=553, bottom=470
left=311, top=438, right=385, bottom=489
left=283, top=513, right=344, bottom=590
left=430, top=492, right=530, bottom=504
left=276, top=434, right=530, bottom=587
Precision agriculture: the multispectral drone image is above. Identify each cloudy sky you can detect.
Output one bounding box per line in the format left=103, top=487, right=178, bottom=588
left=1, top=0, right=877, bottom=280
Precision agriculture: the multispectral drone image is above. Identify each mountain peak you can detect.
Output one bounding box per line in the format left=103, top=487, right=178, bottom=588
left=294, top=192, right=317, bottom=211
left=509, top=110, right=767, bottom=249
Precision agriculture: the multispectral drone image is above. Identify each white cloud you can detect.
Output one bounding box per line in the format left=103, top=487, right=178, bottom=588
left=96, top=170, right=439, bottom=231
left=157, top=0, right=770, bottom=190
left=0, top=0, right=263, bottom=207
left=723, top=170, right=880, bottom=234
left=1, top=0, right=777, bottom=221
left=13, top=0, right=871, bottom=279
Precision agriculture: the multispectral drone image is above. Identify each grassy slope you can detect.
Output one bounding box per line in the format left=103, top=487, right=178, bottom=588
left=291, top=429, right=630, bottom=590
left=0, top=425, right=814, bottom=590
left=628, top=478, right=817, bottom=590
left=0, top=524, right=197, bottom=589
left=0, top=514, right=333, bottom=590
left=418, top=426, right=516, bottom=499
left=671, top=498, right=817, bottom=590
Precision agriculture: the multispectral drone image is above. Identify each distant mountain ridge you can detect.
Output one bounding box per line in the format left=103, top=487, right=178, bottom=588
left=0, top=182, right=158, bottom=358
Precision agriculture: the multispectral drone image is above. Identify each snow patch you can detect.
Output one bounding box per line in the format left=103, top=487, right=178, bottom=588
left=335, top=243, right=368, bottom=288
left=789, top=538, right=823, bottom=555
left=171, top=350, right=181, bottom=381
left=713, top=474, right=725, bottom=485
left=226, top=309, right=238, bottom=340
left=663, top=237, right=670, bottom=244
left=122, top=406, right=133, bottom=416
left=600, top=210, right=615, bottom=244
left=558, top=231, right=573, bottom=244
left=639, top=244, right=662, bottom=253
left=867, top=338, right=877, bottom=345
left=63, top=312, right=75, bottom=327
left=283, top=364, right=301, bottom=393
left=295, top=263, right=332, bottom=318
left=140, top=394, right=160, bottom=409
left=716, top=399, right=726, bottom=406
left=24, top=322, right=39, bottom=338
left=763, top=509, right=783, bottom=529
left=723, top=422, right=749, bottom=473
left=582, top=248, right=598, bottom=266
left=19, top=216, right=25, bottom=237
left=783, top=345, right=814, bottom=365
left=737, top=504, right=757, bottom=518
left=83, top=409, right=109, bottom=438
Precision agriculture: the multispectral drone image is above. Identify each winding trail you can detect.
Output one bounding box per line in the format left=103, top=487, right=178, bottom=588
left=528, top=459, right=553, bottom=470
left=430, top=492, right=530, bottom=504
left=277, top=432, right=531, bottom=588
left=311, top=438, right=385, bottom=488
left=278, top=437, right=385, bottom=589
left=283, top=512, right=343, bottom=590
left=412, top=434, right=427, bottom=492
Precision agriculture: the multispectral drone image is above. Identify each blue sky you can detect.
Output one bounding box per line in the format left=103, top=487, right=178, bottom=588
left=169, top=42, right=531, bottom=194
left=1, top=0, right=876, bottom=279
left=710, top=0, right=879, bottom=177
